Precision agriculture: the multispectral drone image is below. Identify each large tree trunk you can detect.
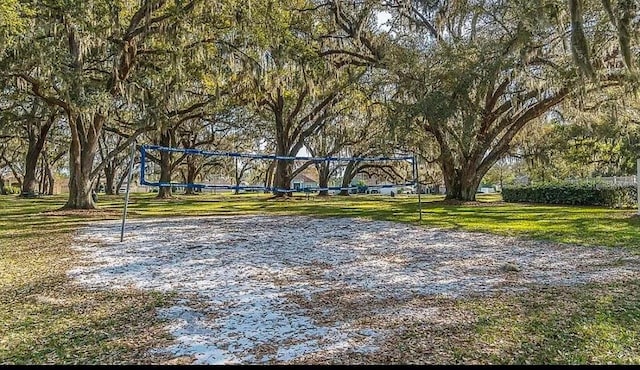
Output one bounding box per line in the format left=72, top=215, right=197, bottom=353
left=233, top=158, right=241, bottom=195
left=104, top=162, right=116, bottom=195
left=441, top=160, right=486, bottom=201
left=65, top=155, right=96, bottom=208
left=45, top=165, right=55, bottom=195
left=443, top=176, right=481, bottom=201
left=41, top=151, right=56, bottom=195
left=21, top=148, right=40, bottom=196
left=0, top=176, right=5, bottom=195
left=317, top=163, right=330, bottom=196
left=264, top=161, right=275, bottom=191
left=272, top=106, right=293, bottom=197
left=21, top=115, right=54, bottom=197
left=64, top=113, right=103, bottom=209
left=184, top=160, right=198, bottom=195
left=157, top=154, right=173, bottom=198
left=156, top=130, right=173, bottom=199
left=273, top=159, right=293, bottom=197
left=339, top=161, right=358, bottom=196
left=38, top=157, right=46, bottom=194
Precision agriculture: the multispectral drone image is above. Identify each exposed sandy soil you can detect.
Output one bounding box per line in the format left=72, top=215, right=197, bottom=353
left=69, top=215, right=640, bottom=364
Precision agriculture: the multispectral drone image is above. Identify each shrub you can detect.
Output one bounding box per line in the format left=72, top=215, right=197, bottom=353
left=502, top=182, right=637, bottom=208
left=600, top=185, right=638, bottom=208
left=4, top=185, right=19, bottom=195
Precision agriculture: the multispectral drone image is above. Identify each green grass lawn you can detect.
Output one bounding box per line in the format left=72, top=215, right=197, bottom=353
left=1, top=192, right=639, bottom=364
left=102, top=191, right=640, bottom=249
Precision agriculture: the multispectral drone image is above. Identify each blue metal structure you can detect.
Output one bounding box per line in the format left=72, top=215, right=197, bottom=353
left=120, top=144, right=423, bottom=241
left=139, top=145, right=418, bottom=194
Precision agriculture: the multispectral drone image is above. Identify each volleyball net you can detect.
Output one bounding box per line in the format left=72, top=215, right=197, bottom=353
left=120, top=144, right=424, bottom=241
left=139, top=145, right=419, bottom=194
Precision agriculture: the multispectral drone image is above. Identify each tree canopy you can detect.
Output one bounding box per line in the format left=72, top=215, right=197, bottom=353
left=1, top=0, right=638, bottom=205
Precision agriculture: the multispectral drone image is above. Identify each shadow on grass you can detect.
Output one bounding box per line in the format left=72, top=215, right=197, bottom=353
left=0, top=219, right=96, bottom=239
left=1, top=275, right=174, bottom=364
left=459, top=280, right=640, bottom=364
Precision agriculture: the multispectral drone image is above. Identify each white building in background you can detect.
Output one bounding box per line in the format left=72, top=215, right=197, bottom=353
left=291, top=167, right=319, bottom=191
left=378, top=185, right=397, bottom=195
left=479, top=186, right=497, bottom=194
left=118, top=182, right=154, bottom=194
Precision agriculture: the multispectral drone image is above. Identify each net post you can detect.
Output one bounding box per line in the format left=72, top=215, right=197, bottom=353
left=120, top=142, right=137, bottom=243
left=139, top=145, right=146, bottom=184
left=234, top=156, right=239, bottom=195
left=414, top=154, right=422, bottom=223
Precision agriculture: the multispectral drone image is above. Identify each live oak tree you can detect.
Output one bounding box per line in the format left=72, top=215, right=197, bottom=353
left=1, top=0, right=636, bottom=205
left=174, top=110, right=257, bottom=196
left=18, top=103, right=59, bottom=197
left=1, top=0, right=212, bottom=208
left=0, top=126, right=23, bottom=193
left=303, top=83, right=403, bottom=195
left=336, top=108, right=404, bottom=195
left=305, top=120, right=354, bottom=196
left=566, top=0, right=638, bottom=77
left=508, top=118, right=567, bottom=183
left=176, top=119, right=228, bottom=196
left=302, top=1, right=570, bottom=200
left=98, top=130, right=130, bottom=195
left=1, top=0, right=242, bottom=208
left=0, top=0, right=30, bottom=51
left=214, top=114, right=267, bottom=194
left=142, top=89, right=239, bottom=198
left=138, top=3, right=243, bottom=199
left=385, top=0, right=577, bottom=200
left=554, top=94, right=640, bottom=178
left=231, top=0, right=371, bottom=196
left=40, top=121, right=69, bottom=195
left=0, top=86, right=65, bottom=196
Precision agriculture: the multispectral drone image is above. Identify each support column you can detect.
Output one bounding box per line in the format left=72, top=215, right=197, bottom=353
left=414, top=155, right=422, bottom=223
left=120, top=143, right=137, bottom=242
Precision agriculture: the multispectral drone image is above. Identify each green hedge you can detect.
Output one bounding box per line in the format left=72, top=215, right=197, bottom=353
left=502, top=183, right=638, bottom=208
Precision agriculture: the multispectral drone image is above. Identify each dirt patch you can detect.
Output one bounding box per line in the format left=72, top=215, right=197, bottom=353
left=1, top=225, right=177, bottom=365
left=69, top=215, right=640, bottom=364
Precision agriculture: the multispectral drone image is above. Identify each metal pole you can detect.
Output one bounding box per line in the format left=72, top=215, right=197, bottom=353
left=120, top=143, right=137, bottom=242
left=414, top=155, right=422, bottom=223
left=234, top=157, right=239, bottom=195
left=139, top=145, right=147, bottom=185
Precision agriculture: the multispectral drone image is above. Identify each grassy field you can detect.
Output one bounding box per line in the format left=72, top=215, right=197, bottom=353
left=112, top=192, right=639, bottom=248
left=1, top=192, right=639, bottom=364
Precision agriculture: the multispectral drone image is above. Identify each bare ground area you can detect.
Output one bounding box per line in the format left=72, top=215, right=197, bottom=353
left=69, top=215, right=640, bottom=364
